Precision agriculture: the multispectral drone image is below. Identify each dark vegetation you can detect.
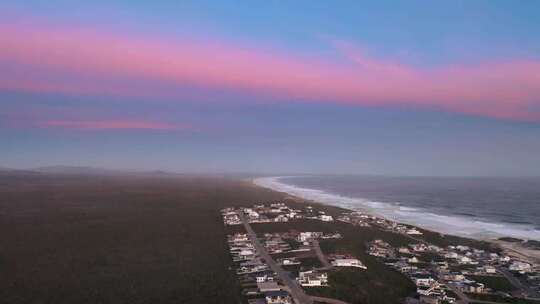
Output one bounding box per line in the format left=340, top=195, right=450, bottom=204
left=298, top=256, right=322, bottom=269
left=0, top=172, right=282, bottom=304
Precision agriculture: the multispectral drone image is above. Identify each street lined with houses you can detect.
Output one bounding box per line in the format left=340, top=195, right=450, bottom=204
left=238, top=211, right=313, bottom=304
left=223, top=203, right=540, bottom=304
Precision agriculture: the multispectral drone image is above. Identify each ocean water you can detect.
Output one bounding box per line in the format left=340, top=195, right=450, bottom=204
left=254, top=175, right=540, bottom=241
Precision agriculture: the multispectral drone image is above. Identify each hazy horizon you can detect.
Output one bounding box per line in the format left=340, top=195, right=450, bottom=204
left=3, top=165, right=540, bottom=178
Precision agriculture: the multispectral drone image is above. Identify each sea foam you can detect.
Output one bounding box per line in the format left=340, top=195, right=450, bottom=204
left=254, top=176, right=540, bottom=241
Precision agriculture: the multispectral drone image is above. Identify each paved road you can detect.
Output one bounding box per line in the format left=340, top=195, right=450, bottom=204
left=498, top=267, right=538, bottom=298
left=238, top=211, right=313, bottom=304
left=311, top=239, right=332, bottom=269
left=446, top=284, right=470, bottom=304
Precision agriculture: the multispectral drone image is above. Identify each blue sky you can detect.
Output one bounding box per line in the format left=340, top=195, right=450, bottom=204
left=1, top=1, right=540, bottom=175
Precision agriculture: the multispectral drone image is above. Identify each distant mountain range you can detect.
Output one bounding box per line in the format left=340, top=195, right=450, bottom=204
left=0, top=166, right=295, bottom=178
left=0, top=166, right=179, bottom=176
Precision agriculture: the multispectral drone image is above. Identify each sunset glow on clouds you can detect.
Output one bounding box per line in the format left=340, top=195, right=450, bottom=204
left=1, top=18, right=539, bottom=122
left=2, top=2, right=540, bottom=175
left=40, top=120, right=190, bottom=130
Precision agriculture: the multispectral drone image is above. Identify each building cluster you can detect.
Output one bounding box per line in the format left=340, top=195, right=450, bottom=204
left=222, top=203, right=373, bottom=303
left=223, top=205, right=540, bottom=304
left=227, top=233, right=293, bottom=304
left=368, top=237, right=540, bottom=303
left=222, top=203, right=334, bottom=226
left=338, top=211, right=423, bottom=235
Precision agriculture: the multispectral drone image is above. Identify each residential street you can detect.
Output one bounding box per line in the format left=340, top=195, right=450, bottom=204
left=311, top=239, right=332, bottom=269
left=238, top=211, right=313, bottom=304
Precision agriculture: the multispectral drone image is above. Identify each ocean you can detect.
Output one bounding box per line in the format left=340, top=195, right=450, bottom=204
left=254, top=175, right=540, bottom=241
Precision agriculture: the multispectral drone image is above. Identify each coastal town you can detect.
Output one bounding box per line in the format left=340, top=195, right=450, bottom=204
left=222, top=202, right=540, bottom=304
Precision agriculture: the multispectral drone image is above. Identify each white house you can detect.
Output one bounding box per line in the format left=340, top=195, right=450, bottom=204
left=319, top=215, right=334, bottom=222
left=331, top=258, right=367, bottom=269
left=265, top=290, right=292, bottom=304
left=297, top=270, right=328, bottom=287
left=412, top=274, right=436, bottom=287
left=297, top=232, right=322, bottom=242
left=406, top=228, right=423, bottom=235
left=509, top=261, right=532, bottom=273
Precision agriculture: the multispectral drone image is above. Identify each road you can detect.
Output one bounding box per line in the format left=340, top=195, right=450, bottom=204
left=446, top=283, right=470, bottom=304
left=497, top=267, right=539, bottom=298
left=311, top=239, right=332, bottom=269
left=238, top=211, right=313, bottom=304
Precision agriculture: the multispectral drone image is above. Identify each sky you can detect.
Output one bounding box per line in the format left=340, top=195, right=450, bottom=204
left=1, top=0, right=540, bottom=176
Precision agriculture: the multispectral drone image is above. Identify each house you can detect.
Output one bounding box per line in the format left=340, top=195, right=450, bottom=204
left=278, top=258, right=300, bottom=266
left=408, top=257, right=420, bottom=264
left=456, top=245, right=470, bottom=252
left=509, top=261, right=532, bottom=273
left=457, top=256, right=473, bottom=264
left=319, top=215, right=334, bottom=222
left=265, top=290, right=292, bottom=304
left=461, top=282, right=485, bottom=293
left=239, top=249, right=255, bottom=257
left=407, top=228, right=423, bottom=235
left=411, top=243, right=428, bottom=252
left=331, top=258, right=367, bottom=269
left=442, top=272, right=465, bottom=282
left=412, top=274, right=435, bottom=287
left=297, top=270, right=328, bottom=287
left=483, top=266, right=497, bottom=274
left=499, top=256, right=511, bottom=263
left=254, top=272, right=275, bottom=283
left=297, top=232, right=322, bottom=242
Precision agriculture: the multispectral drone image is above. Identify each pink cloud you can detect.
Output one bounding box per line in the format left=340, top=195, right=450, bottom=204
left=41, top=120, right=190, bottom=130
left=0, top=20, right=539, bottom=121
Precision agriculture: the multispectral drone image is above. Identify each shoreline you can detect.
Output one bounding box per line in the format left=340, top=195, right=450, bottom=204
left=248, top=177, right=540, bottom=266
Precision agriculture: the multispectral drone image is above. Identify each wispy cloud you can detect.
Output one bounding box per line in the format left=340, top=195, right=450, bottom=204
left=40, top=120, right=190, bottom=130
left=1, top=19, right=539, bottom=121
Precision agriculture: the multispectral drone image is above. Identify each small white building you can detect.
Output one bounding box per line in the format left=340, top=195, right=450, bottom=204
left=297, top=232, right=322, bottom=242
left=406, top=228, right=423, bottom=235
left=457, top=256, right=473, bottom=264
left=239, top=249, right=255, bottom=256
left=509, top=261, right=532, bottom=273
left=408, top=256, right=420, bottom=264
left=412, top=275, right=435, bottom=287
left=265, top=290, right=292, bottom=304
left=297, top=270, right=329, bottom=287
left=331, top=258, right=367, bottom=269
left=483, top=266, right=497, bottom=274
left=319, top=215, right=334, bottom=222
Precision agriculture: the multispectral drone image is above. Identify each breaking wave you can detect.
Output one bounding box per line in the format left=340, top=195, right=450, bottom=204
left=254, top=176, right=540, bottom=241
